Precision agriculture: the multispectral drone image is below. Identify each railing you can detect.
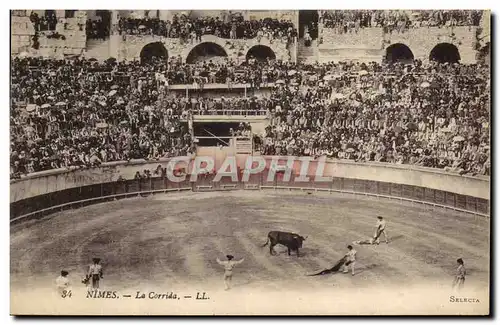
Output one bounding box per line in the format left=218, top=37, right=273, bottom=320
left=10, top=169, right=489, bottom=223
left=188, top=109, right=267, bottom=116
left=169, top=82, right=278, bottom=91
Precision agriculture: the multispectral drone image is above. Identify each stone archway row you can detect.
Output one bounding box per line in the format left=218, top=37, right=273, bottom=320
left=385, top=42, right=462, bottom=64
left=132, top=35, right=288, bottom=64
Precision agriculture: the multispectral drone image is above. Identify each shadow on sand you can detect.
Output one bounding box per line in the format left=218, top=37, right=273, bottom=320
left=269, top=247, right=321, bottom=258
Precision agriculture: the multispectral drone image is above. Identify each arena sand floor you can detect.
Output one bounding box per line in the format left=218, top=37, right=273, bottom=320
left=10, top=191, right=490, bottom=315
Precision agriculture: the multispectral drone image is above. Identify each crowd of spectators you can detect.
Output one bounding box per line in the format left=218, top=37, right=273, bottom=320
left=260, top=60, right=490, bottom=176
left=115, top=14, right=297, bottom=42
left=166, top=56, right=299, bottom=87
left=10, top=57, right=193, bottom=178
left=321, top=10, right=483, bottom=34
left=10, top=54, right=490, bottom=178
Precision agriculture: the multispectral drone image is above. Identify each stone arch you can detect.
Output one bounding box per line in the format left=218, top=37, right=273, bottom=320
left=429, top=43, right=461, bottom=63
left=385, top=43, right=414, bottom=64
left=140, top=42, right=168, bottom=64
left=246, top=45, right=276, bottom=62
left=185, top=42, right=228, bottom=64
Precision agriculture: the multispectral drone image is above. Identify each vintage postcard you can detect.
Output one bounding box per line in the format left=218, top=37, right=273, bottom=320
left=10, top=9, right=490, bottom=315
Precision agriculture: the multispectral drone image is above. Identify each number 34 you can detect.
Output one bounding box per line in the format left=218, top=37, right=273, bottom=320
left=61, top=290, right=72, bottom=298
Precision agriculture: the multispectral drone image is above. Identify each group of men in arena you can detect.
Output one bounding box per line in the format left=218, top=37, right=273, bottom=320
left=213, top=216, right=464, bottom=290
left=55, top=215, right=466, bottom=294
left=56, top=258, right=103, bottom=295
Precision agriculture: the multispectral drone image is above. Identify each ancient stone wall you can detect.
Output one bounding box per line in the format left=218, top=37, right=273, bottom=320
left=11, top=14, right=35, bottom=54
left=319, top=26, right=478, bottom=63
left=11, top=10, right=87, bottom=57
left=114, top=34, right=291, bottom=63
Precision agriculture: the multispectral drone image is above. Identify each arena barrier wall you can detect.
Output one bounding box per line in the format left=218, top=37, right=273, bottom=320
left=10, top=156, right=490, bottom=222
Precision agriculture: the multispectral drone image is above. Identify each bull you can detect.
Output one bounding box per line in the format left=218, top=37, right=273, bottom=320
left=261, top=231, right=307, bottom=257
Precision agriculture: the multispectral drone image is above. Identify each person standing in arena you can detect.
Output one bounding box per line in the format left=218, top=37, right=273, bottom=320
left=56, top=270, right=70, bottom=296
left=342, top=245, right=357, bottom=276
left=87, top=258, right=103, bottom=289
left=216, top=254, right=244, bottom=290
left=374, top=216, right=389, bottom=244
left=452, top=258, right=466, bottom=291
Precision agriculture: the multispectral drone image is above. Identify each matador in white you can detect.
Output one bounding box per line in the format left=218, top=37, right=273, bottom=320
left=216, top=254, right=244, bottom=290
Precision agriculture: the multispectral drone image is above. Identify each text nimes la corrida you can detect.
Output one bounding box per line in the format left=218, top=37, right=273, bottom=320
left=86, top=290, right=210, bottom=300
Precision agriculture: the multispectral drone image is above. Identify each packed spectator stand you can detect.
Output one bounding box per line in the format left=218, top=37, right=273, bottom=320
left=261, top=61, right=490, bottom=177
left=10, top=54, right=490, bottom=179
left=115, top=13, right=297, bottom=44
left=166, top=56, right=300, bottom=86
left=320, top=10, right=483, bottom=34
left=10, top=9, right=490, bottom=179
left=11, top=57, right=193, bottom=177
left=32, top=12, right=297, bottom=45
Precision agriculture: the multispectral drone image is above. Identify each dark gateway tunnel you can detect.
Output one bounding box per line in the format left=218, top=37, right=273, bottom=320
left=385, top=43, right=414, bottom=64
left=193, top=122, right=242, bottom=146
left=140, top=42, right=168, bottom=64
left=186, top=42, right=228, bottom=64
left=298, top=10, right=319, bottom=39
left=246, top=45, right=276, bottom=62
left=429, top=43, right=461, bottom=63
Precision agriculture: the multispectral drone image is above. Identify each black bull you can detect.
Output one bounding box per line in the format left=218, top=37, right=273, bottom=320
left=262, top=231, right=307, bottom=257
